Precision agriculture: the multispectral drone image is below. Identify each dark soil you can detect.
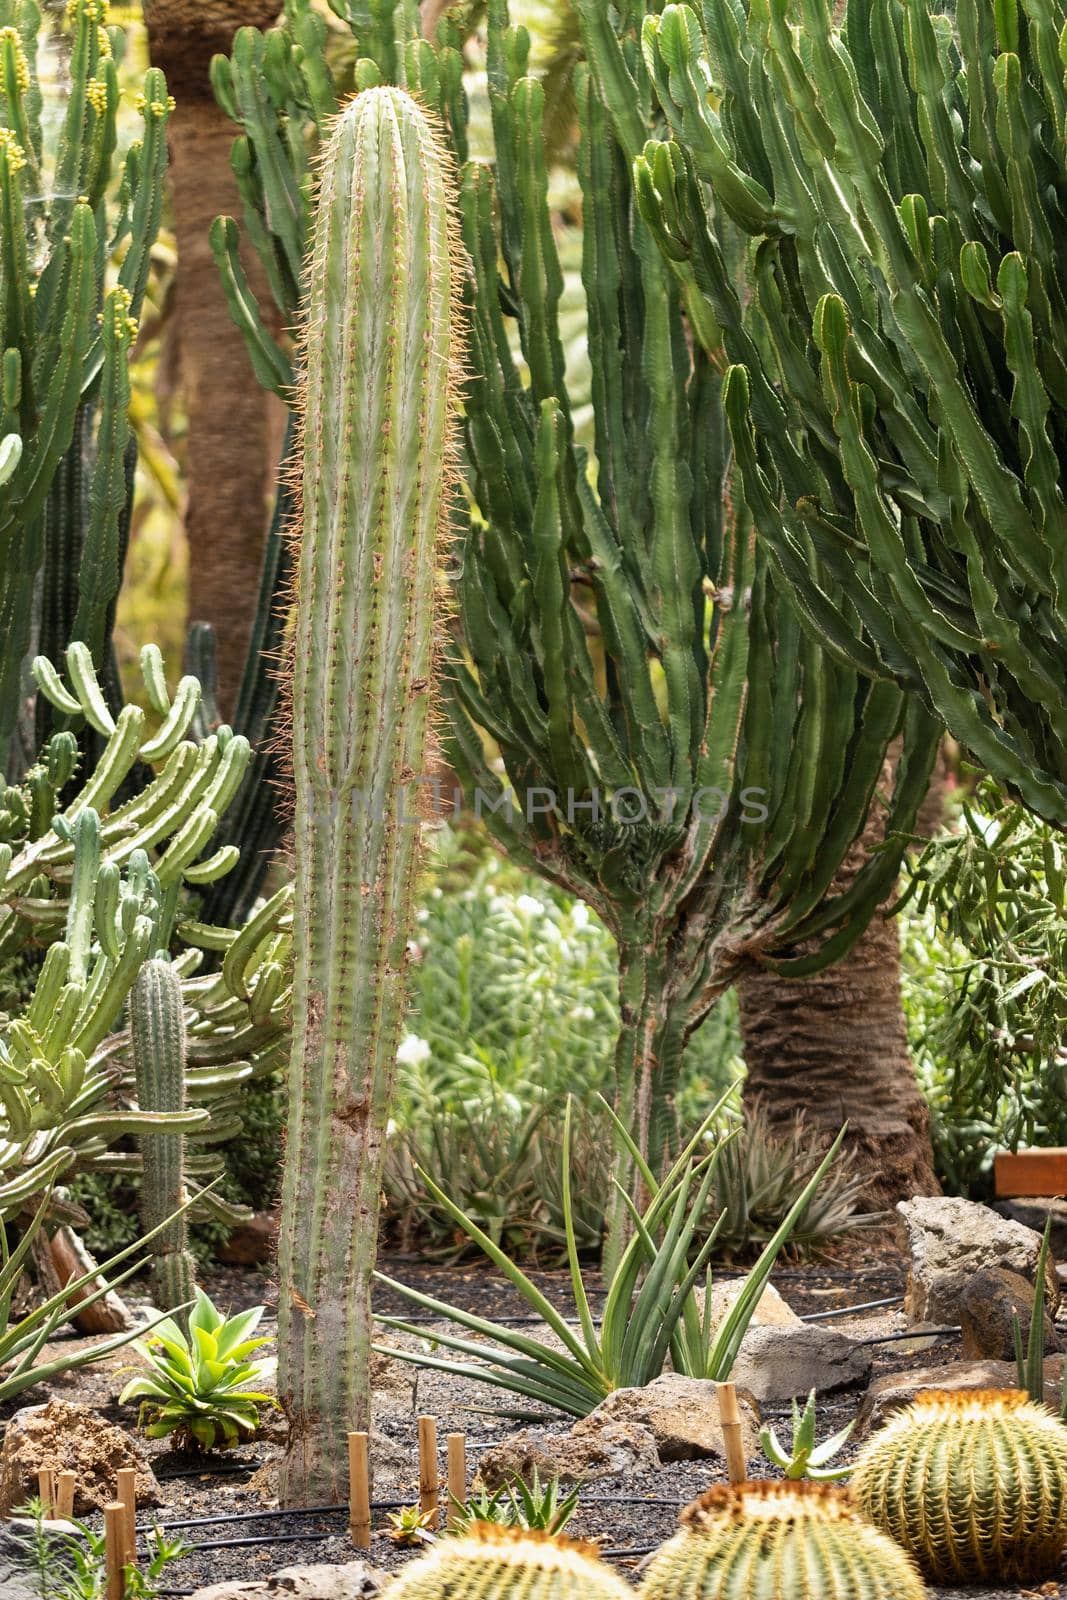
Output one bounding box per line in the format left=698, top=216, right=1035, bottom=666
left=9, top=1248, right=1066, bottom=1600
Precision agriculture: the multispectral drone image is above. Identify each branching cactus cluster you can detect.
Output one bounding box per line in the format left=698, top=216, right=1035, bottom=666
left=604, top=0, right=1067, bottom=825
left=0, top=645, right=292, bottom=1223
left=214, top=0, right=938, bottom=1182
left=0, top=0, right=170, bottom=756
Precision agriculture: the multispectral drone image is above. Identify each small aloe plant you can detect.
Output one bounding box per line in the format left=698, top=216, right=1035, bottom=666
left=385, top=1504, right=438, bottom=1547
left=759, top=1389, right=855, bottom=1482
left=450, top=1471, right=581, bottom=1537
left=119, top=1288, right=274, bottom=1451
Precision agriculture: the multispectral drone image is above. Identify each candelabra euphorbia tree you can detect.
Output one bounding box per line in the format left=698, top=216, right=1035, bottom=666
left=605, top=0, right=1067, bottom=826
left=215, top=0, right=940, bottom=1205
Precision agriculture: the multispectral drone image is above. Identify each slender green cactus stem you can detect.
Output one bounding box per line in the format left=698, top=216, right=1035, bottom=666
left=131, top=956, right=197, bottom=1317
left=276, top=86, right=462, bottom=1505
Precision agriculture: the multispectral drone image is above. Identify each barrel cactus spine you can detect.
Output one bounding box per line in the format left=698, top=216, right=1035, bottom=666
left=852, top=1389, right=1067, bottom=1584
left=639, top=1481, right=928, bottom=1600
left=385, top=1525, right=634, bottom=1600
left=131, top=956, right=197, bottom=1316
left=276, top=85, right=464, bottom=1505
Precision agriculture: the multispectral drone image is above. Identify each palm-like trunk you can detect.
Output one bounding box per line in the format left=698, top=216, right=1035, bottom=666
left=737, top=765, right=939, bottom=1208
left=144, top=2, right=284, bottom=716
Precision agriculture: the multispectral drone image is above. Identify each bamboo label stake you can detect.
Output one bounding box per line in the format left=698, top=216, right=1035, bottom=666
left=716, top=1382, right=747, bottom=1486
left=418, top=1415, right=439, bottom=1530
left=446, top=1433, right=466, bottom=1529
left=36, top=1466, right=55, bottom=1517
left=348, top=1431, right=371, bottom=1549
left=116, top=1468, right=137, bottom=1568
left=55, top=1471, right=76, bottom=1520
left=104, top=1503, right=126, bottom=1600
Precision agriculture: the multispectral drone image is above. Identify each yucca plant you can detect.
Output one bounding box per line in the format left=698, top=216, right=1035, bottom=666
left=609, top=0, right=1067, bottom=828
left=375, top=1098, right=845, bottom=1415
left=119, top=1287, right=273, bottom=1452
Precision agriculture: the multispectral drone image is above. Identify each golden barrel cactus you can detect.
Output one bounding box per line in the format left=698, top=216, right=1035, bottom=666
left=386, top=1525, right=634, bottom=1600
left=852, top=1389, right=1067, bottom=1583
left=638, top=1480, right=926, bottom=1600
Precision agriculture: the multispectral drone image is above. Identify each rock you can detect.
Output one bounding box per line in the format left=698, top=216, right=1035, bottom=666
left=188, top=1560, right=386, bottom=1600
left=728, top=1323, right=872, bottom=1404
left=370, top=1346, right=418, bottom=1415
left=699, top=1281, right=800, bottom=1333
left=0, top=1401, right=160, bottom=1516
left=995, top=1197, right=1067, bottom=1258
left=478, top=1420, right=661, bottom=1489
left=573, top=1373, right=760, bottom=1463
left=959, top=1266, right=1061, bottom=1360
left=217, top=1212, right=278, bottom=1267
left=855, top=1357, right=1065, bottom=1436
left=897, top=1195, right=1059, bottom=1324
left=0, top=1520, right=48, bottom=1600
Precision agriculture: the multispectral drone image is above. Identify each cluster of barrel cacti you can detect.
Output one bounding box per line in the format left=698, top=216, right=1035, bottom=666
left=213, top=0, right=939, bottom=1191
left=0, top=645, right=291, bottom=1223
left=0, top=0, right=170, bottom=759
left=599, top=0, right=1067, bottom=826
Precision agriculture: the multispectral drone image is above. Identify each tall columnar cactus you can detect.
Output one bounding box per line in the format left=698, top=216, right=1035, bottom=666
left=852, top=1389, right=1067, bottom=1583
left=215, top=0, right=939, bottom=1193
left=0, top=0, right=170, bottom=759
left=640, top=1482, right=928, bottom=1600
left=606, top=0, right=1067, bottom=826
left=276, top=85, right=462, bottom=1505
left=131, top=957, right=196, bottom=1315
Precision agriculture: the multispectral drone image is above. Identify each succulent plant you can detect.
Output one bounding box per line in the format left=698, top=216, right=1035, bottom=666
left=639, top=1481, right=927, bottom=1600
left=852, top=1388, right=1067, bottom=1584
left=759, top=1388, right=854, bottom=1481
left=385, top=1525, right=633, bottom=1600
left=275, top=84, right=463, bottom=1504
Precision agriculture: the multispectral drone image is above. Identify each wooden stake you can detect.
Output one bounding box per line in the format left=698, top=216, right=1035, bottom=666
left=446, top=1433, right=466, bottom=1529
left=716, top=1382, right=747, bottom=1486
left=116, top=1468, right=138, bottom=1568
left=36, top=1466, right=55, bottom=1517
left=55, top=1471, right=76, bottom=1520
left=418, top=1414, right=439, bottom=1530
left=348, top=1431, right=371, bottom=1549
left=104, top=1503, right=126, bottom=1600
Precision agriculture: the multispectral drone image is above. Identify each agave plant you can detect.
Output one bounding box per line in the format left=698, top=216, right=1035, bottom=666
left=450, top=1471, right=582, bottom=1538
left=119, top=1288, right=274, bottom=1451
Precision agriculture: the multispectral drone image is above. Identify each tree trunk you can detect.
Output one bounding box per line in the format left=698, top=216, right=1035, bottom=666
left=143, top=2, right=284, bottom=716
left=737, top=768, right=940, bottom=1208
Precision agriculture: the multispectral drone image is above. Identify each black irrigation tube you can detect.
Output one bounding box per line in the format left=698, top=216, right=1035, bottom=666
left=371, top=1294, right=904, bottom=1330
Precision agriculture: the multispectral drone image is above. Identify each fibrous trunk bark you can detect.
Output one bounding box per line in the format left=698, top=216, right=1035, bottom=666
left=737, top=768, right=939, bottom=1207
left=143, top=2, right=284, bottom=716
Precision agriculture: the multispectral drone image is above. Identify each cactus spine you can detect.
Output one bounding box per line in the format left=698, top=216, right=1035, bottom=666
left=131, top=957, right=196, bottom=1315
left=640, top=1481, right=927, bottom=1600
left=386, top=1526, right=634, bottom=1600
left=276, top=86, right=461, bottom=1505
left=852, top=1389, right=1067, bottom=1583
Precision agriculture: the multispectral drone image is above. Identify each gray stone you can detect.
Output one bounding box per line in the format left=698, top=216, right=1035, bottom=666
left=0, top=1522, right=44, bottom=1600
left=959, top=1265, right=1060, bottom=1361
left=478, top=1419, right=661, bottom=1488
left=188, top=1561, right=386, bottom=1600
left=897, top=1195, right=1059, bottom=1324
left=994, top=1196, right=1067, bottom=1258
left=728, top=1323, right=872, bottom=1404
left=573, top=1373, right=761, bottom=1463
left=699, top=1281, right=800, bottom=1333
left=855, top=1357, right=1065, bottom=1436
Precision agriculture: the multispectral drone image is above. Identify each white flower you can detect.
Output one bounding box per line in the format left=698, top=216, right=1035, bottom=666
left=415, top=908, right=429, bottom=923
left=396, top=1033, right=431, bottom=1068
left=569, top=1004, right=595, bottom=1022
left=515, top=894, right=545, bottom=919
left=570, top=902, right=591, bottom=930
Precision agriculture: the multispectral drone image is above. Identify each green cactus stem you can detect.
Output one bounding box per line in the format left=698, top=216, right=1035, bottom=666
left=276, top=85, right=463, bottom=1505
left=387, top=1526, right=634, bottom=1600
left=131, top=956, right=196, bottom=1316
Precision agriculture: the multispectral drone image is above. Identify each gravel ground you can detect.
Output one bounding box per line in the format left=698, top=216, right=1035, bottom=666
left=8, top=1251, right=1066, bottom=1598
